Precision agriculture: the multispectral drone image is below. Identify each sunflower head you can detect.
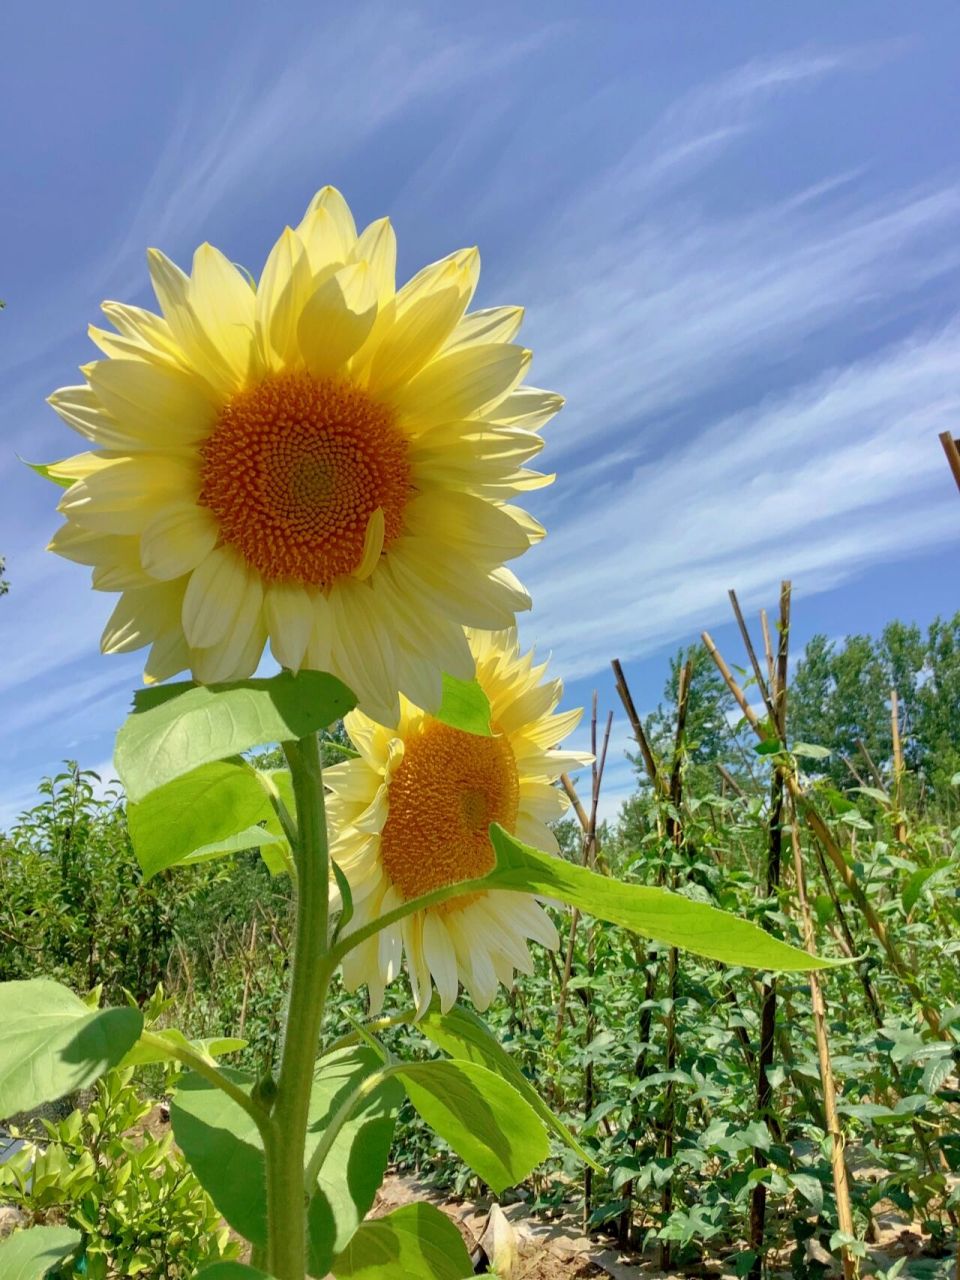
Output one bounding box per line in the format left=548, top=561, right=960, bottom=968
left=327, top=627, right=590, bottom=1016
left=47, top=187, right=562, bottom=720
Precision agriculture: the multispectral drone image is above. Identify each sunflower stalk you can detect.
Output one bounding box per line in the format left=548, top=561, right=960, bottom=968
left=265, top=732, right=335, bottom=1280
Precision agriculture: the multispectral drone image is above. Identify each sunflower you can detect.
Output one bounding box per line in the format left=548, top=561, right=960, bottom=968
left=47, top=187, right=561, bottom=720
left=327, top=627, right=589, bottom=1015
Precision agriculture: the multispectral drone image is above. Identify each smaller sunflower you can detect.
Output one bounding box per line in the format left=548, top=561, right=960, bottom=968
left=327, top=627, right=590, bottom=1015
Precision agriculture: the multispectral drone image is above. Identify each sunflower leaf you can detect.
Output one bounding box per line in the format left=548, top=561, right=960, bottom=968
left=488, top=826, right=837, bottom=972
left=395, top=1058, right=549, bottom=1193
left=0, top=980, right=142, bottom=1116
left=196, top=1266, right=275, bottom=1280
left=0, top=1225, right=82, bottom=1279
left=331, top=1202, right=473, bottom=1279
left=116, top=670, right=356, bottom=802
left=127, top=758, right=286, bottom=879
left=419, top=1000, right=601, bottom=1172
left=433, top=674, right=493, bottom=737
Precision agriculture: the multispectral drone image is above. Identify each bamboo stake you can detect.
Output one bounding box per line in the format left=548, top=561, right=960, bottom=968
left=729, top=589, right=777, bottom=725
left=702, top=628, right=948, bottom=1039
left=939, top=431, right=960, bottom=495
left=789, top=805, right=858, bottom=1280
left=890, top=689, right=907, bottom=843
left=659, top=659, right=692, bottom=1269
left=749, top=583, right=790, bottom=1279
left=612, top=658, right=667, bottom=796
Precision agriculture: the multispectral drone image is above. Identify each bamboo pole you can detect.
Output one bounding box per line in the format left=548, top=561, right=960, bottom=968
left=701, top=628, right=948, bottom=1040
left=890, top=689, right=907, bottom=843
left=749, top=583, right=790, bottom=1279
left=939, top=431, right=960, bottom=495
left=788, top=805, right=858, bottom=1280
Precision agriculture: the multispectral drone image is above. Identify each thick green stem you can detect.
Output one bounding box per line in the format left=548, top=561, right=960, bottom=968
left=265, top=734, right=332, bottom=1280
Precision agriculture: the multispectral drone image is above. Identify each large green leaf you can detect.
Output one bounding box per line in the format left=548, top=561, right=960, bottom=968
left=307, top=1047, right=404, bottom=1277
left=332, top=1202, right=473, bottom=1279
left=433, top=674, right=492, bottom=737
left=488, top=826, right=831, bottom=971
left=116, top=670, right=355, bottom=802
left=196, top=1266, right=275, bottom=1280
left=396, top=1059, right=548, bottom=1194
left=419, top=1001, right=600, bottom=1171
left=0, top=1226, right=81, bottom=1279
left=171, top=1069, right=267, bottom=1247
left=127, top=759, right=282, bottom=879
left=0, top=980, right=142, bottom=1116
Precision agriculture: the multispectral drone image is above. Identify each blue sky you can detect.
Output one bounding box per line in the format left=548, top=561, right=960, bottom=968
left=2, top=3, right=959, bottom=825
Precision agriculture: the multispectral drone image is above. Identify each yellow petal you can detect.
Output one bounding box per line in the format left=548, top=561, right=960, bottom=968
left=489, top=386, right=564, bottom=431
left=147, top=248, right=237, bottom=397
left=297, top=262, right=378, bottom=377
left=265, top=581, right=314, bottom=673
left=350, top=217, right=396, bottom=302
left=392, top=343, right=531, bottom=429
left=256, top=227, right=312, bottom=371
left=139, top=501, right=220, bottom=581
left=443, top=305, right=524, bottom=352
left=296, top=186, right=358, bottom=274
left=84, top=358, right=216, bottom=446
left=189, top=243, right=256, bottom=384
left=353, top=507, right=385, bottom=581
left=181, top=545, right=255, bottom=649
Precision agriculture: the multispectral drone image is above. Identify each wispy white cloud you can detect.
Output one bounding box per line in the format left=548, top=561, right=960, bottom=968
left=525, top=325, right=960, bottom=678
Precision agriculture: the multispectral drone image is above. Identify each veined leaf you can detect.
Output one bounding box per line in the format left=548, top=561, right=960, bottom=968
left=902, top=861, right=953, bottom=915
left=488, top=826, right=833, bottom=971
left=307, top=1047, right=404, bottom=1277
left=127, top=759, right=282, bottom=879
left=332, top=1202, right=473, bottom=1279
left=171, top=1069, right=267, bottom=1247
left=0, top=980, right=142, bottom=1116
left=396, top=1058, right=548, bottom=1193
left=116, top=670, right=355, bottom=802
left=433, top=674, right=492, bottom=737
left=418, top=1001, right=600, bottom=1171
left=0, top=1225, right=81, bottom=1279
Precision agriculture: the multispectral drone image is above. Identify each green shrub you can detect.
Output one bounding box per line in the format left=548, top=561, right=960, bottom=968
left=0, top=1066, right=240, bottom=1278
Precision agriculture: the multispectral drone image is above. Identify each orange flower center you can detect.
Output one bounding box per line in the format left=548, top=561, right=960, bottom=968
left=199, top=372, right=411, bottom=586
left=379, top=718, right=519, bottom=903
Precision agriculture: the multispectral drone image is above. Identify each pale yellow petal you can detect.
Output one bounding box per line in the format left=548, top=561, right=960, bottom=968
left=297, top=262, right=378, bottom=377
left=189, top=243, right=256, bottom=383
left=350, top=217, right=396, bottom=302
left=443, top=305, right=524, bottom=352
left=296, top=186, right=358, bottom=274
left=265, top=581, right=314, bottom=673
left=101, top=581, right=184, bottom=654
left=139, top=501, right=220, bottom=581
left=256, top=227, right=312, bottom=371
left=84, top=358, right=216, bottom=446
left=181, top=545, right=254, bottom=649
left=489, top=386, right=564, bottom=431
left=352, top=507, right=384, bottom=581
left=147, top=248, right=237, bottom=396
left=392, top=343, right=531, bottom=428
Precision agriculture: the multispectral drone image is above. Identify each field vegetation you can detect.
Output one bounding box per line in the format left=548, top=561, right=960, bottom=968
left=3, top=589, right=959, bottom=1278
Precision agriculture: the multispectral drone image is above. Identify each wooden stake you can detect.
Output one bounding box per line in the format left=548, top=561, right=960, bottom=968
left=939, top=431, right=960, bottom=495
left=890, top=689, right=907, bottom=843
left=789, top=806, right=858, bottom=1280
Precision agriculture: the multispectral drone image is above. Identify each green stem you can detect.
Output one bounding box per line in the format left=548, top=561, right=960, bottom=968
left=138, top=1031, right=267, bottom=1131
left=265, top=733, right=333, bottom=1280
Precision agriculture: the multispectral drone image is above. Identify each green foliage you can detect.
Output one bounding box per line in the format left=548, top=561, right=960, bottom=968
left=0, top=1067, right=238, bottom=1278
left=0, top=1225, right=80, bottom=1279
left=116, top=671, right=356, bottom=802
left=0, top=979, right=141, bottom=1117
left=488, top=826, right=830, bottom=969
left=330, top=1202, right=473, bottom=1279
left=434, top=674, right=493, bottom=736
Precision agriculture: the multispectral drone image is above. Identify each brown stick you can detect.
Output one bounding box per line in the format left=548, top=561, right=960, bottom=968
left=890, top=689, right=907, bottom=843
left=729, top=589, right=777, bottom=725
left=939, top=430, right=960, bottom=495
left=749, top=586, right=790, bottom=1279
left=789, top=806, right=858, bottom=1280
left=760, top=608, right=777, bottom=695
left=612, top=658, right=666, bottom=796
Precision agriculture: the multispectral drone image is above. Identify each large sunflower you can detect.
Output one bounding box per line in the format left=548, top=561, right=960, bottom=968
left=327, top=627, right=589, bottom=1015
left=47, top=187, right=561, bottom=720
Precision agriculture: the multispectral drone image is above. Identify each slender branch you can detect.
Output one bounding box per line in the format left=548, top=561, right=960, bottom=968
left=939, top=430, right=960, bottom=494
left=138, top=1031, right=267, bottom=1131
left=728, top=589, right=776, bottom=724
left=611, top=658, right=666, bottom=795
